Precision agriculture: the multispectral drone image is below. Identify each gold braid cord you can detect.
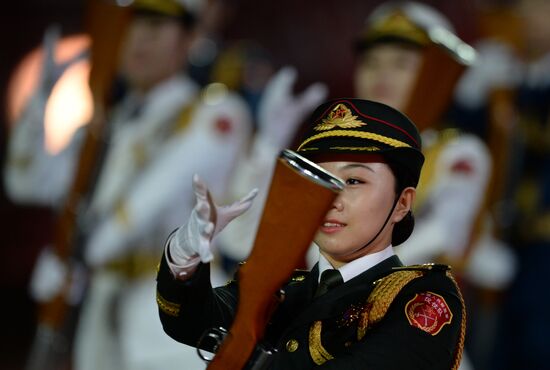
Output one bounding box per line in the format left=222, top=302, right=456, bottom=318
left=446, top=271, right=466, bottom=370
left=156, top=291, right=181, bottom=317
left=357, top=270, right=424, bottom=340
left=297, top=130, right=411, bottom=151
left=309, top=320, right=334, bottom=365
left=173, top=98, right=199, bottom=133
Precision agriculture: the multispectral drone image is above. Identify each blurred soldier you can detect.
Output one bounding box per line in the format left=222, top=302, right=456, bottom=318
left=157, top=98, right=466, bottom=369
left=4, top=0, right=252, bottom=369
left=356, top=3, right=521, bottom=370
left=352, top=2, right=497, bottom=281
left=499, top=3, right=550, bottom=369
left=453, top=0, right=550, bottom=368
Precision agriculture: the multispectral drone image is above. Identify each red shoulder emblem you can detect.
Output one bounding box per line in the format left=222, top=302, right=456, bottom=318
left=215, top=116, right=232, bottom=135
left=405, top=292, right=453, bottom=335
left=450, top=159, right=474, bottom=174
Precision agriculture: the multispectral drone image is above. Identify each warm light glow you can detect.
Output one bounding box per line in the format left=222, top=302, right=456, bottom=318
left=44, top=61, right=93, bottom=153
left=7, top=34, right=93, bottom=154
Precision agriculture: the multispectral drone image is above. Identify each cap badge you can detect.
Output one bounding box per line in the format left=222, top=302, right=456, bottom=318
left=314, top=103, right=366, bottom=131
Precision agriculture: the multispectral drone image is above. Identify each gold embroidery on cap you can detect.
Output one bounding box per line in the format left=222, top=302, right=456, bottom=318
left=297, top=147, right=319, bottom=152
left=314, top=104, right=366, bottom=131
left=363, top=11, right=429, bottom=46
left=134, top=0, right=186, bottom=17
left=297, top=130, right=411, bottom=151
left=329, top=146, right=380, bottom=151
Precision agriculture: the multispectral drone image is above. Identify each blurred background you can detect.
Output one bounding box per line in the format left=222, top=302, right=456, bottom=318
left=1, top=0, right=549, bottom=369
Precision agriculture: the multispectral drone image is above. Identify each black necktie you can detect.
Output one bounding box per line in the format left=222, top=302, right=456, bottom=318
left=315, top=269, right=343, bottom=298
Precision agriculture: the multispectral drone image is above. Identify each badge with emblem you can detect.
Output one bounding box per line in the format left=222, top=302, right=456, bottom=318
left=405, top=292, right=453, bottom=335
left=314, top=103, right=366, bottom=131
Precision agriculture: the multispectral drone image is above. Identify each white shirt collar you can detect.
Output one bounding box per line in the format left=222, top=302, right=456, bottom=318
left=318, top=245, right=395, bottom=283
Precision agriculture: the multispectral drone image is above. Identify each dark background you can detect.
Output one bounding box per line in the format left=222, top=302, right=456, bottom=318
left=0, top=1, right=479, bottom=368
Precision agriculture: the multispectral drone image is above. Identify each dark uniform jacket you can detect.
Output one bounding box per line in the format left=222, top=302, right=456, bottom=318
left=156, top=253, right=465, bottom=369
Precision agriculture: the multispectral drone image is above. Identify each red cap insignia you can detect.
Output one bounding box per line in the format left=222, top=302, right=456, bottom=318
left=405, top=292, right=453, bottom=336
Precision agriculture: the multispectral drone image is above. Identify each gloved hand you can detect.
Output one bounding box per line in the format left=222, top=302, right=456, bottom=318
left=454, top=39, right=524, bottom=108
left=29, top=246, right=67, bottom=302
left=30, top=247, right=88, bottom=305
left=257, top=66, right=328, bottom=149
left=169, top=174, right=258, bottom=275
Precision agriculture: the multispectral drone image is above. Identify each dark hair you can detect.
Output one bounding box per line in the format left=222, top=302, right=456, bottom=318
left=387, top=161, right=417, bottom=195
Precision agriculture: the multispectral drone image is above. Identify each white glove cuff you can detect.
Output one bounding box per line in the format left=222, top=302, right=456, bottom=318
left=166, top=233, right=201, bottom=280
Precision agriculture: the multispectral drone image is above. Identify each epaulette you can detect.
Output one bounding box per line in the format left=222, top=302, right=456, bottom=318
left=357, top=268, right=427, bottom=340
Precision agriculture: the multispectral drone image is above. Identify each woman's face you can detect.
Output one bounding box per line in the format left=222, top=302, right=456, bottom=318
left=314, top=160, right=414, bottom=268
left=120, top=15, right=191, bottom=92
left=354, top=43, right=423, bottom=111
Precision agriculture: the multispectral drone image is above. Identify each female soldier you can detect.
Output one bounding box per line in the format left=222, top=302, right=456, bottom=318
left=156, top=98, right=465, bottom=369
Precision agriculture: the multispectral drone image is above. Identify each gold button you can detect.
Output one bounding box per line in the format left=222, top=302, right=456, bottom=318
left=286, top=339, right=299, bottom=352
left=292, top=275, right=305, bottom=282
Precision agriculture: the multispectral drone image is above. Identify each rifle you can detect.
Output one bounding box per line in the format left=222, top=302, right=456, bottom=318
left=25, top=2, right=131, bottom=369
left=404, top=27, right=476, bottom=132
left=403, top=27, right=484, bottom=270
left=203, top=150, right=344, bottom=370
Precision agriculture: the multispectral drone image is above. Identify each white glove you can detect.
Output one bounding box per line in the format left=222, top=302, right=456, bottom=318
left=465, top=223, right=517, bottom=290
left=29, top=246, right=67, bottom=302
left=257, top=66, right=328, bottom=149
left=454, top=39, right=524, bottom=108
left=169, top=174, right=258, bottom=276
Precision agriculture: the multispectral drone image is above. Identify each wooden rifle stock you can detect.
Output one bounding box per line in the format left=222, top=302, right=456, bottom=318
left=26, top=2, right=131, bottom=369
left=207, top=151, right=343, bottom=370
left=403, top=29, right=477, bottom=271
left=404, top=28, right=475, bottom=131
